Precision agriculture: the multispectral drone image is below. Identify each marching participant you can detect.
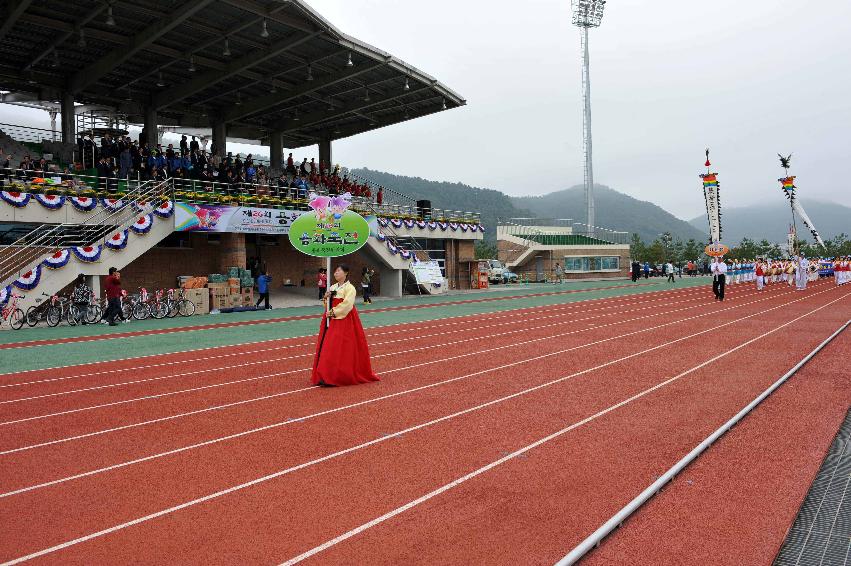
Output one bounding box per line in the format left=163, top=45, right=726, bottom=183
left=711, top=256, right=727, bottom=301
left=795, top=253, right=808, bottom=291
left=834, top=257, right=841, bottom=285
left=755, top=259, right=765, bottom=291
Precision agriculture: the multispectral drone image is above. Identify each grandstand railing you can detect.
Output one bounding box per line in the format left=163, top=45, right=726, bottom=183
left=0, top=178, right=169, bottom=287
left=0, top=169, right=482, bottom=225
left=0, top=122, right=57, bottom=144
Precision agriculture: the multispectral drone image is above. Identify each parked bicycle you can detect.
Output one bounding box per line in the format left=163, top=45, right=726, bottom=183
left=166, top=288, right=196, bottom=318
left=2, top=292, right=26, bottom=330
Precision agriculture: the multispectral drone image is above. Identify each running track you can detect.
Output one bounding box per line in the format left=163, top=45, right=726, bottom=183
left=0, top=279, right=848, bottom=565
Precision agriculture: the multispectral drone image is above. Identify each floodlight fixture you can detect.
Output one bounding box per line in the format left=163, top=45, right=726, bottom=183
left=346, top=52, right=354, bottom=67
left=571, top=0, right=606, bottom=28
left=77, top=29, right=86, bottom=48
left=260, top=19, right=270, bottom=38
left=188, top=55, right=196, bottom=72
left=571, top=0, right=607, bottom=236
left=403, top=77, right=410, bottom=91
left=223, top=38, right=231, bottom=57
left=363, top=88, right=370, bottom=102
left=306, top=64, right=313, bottom=81
left=156, top=71, right=165, bottom=87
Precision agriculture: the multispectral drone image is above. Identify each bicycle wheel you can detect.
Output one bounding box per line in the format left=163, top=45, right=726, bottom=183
left=10, top=308, right=25, bottom=330
left=133, top=302, right=150, bottom=320
left=46, top=306, right=62, bottom=327
left=121, top=302, right=133, bottom=321
left=150, top=301, right=168, bottom=319
left=178, top=299, right=196, bottom=317
left=25, top=306, right=40, bottom=327
left=67, top=306, right=78, bottom=326
left=86, top=304, right=102, bottom=324
left=167, top=300, right=179, bottom=318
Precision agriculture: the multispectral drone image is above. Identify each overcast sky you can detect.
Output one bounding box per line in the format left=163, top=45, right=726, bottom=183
left=3, top=0, right=849, bottom=220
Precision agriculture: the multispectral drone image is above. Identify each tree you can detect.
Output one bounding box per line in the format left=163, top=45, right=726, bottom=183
left=475, top=241, right=498, bottom=260
left=672, top=238, right=685, bottom=265
left=630, top=233, right=646, bottom=262
left=683, top=238, right=702, bottom=262
left=731, top=237, right=759, bottom=259
left=647, top=239, right=665, bottom=263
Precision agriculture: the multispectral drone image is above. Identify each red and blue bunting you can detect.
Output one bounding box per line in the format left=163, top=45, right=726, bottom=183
left=12, top=265, right=42, bottom=291
left=449, top=222, right=459, bottom=231
left=390, top=219, right=403, bottom=228
left=101, top=198, right=125, bottom=212
left=105, top=229, right=129, bottom=250
left=42, top=249, right=71, bottom=269
left=399, top=248, right=412, bottom=260
left=377, top=218, right=389, bottom=227
left=438, top=222, right=448, bottom=231
left=403, top=219, right=415, bottom=229
left=0, top=285, right=11, bottom=306
left=1, top=191, right=30, bottom=208
left=153, top=200, right=174, bottom=219
left=460, top=223, right=469, bottom=232
left=387, top=241, right=398, bottom=254
left=415, top=220, right=426, bottom=229
left=132, top=199, right=152, bottom=213
left=427, top=221, right=438, bottom=231
left=130, top=214, right=154, bottom=234
left=376, top=231, right=387, bottom=242
left=33, top=193, right=66, bottom=210
left=70, top=195, right=98, bottom=212
left=72, top=245, right=103, bottom=263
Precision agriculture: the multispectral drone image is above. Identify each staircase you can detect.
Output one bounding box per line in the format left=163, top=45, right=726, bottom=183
left=1, top=179, right=175, bottom=313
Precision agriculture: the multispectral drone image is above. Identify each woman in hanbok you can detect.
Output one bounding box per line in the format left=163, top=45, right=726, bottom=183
left=311, top=264, right=380, bottom=387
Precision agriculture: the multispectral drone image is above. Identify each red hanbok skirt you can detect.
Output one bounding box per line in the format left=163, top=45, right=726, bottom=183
left=311, top=298, right=379, bottom=386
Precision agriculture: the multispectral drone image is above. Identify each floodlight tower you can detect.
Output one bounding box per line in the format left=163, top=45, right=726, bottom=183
left=571, top=0, right=606, bottom=237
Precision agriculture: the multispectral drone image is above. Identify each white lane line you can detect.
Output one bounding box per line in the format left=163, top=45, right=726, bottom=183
left=3, top=287, right=843, bottom=566
left=0, top=281, right=684, bottom=379
left=0, top=287, right=724, bottom=403
left=279, top=291, right=851, bottom=565
left=0, top=284, right=820, bottom=499
left=0, top=284, right=697, bottom=389
left=0, top=286, right=765, bottom=456
left=0, top=285, right=778, bottom=426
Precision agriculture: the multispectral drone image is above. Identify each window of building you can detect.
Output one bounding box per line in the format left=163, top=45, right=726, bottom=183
left=564, top=256, right=620, bottom=272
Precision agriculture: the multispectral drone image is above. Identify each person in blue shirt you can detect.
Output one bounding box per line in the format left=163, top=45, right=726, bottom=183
left=255, top=270, right=272, bottom=310
left=643, top=261, right=650, bottom=279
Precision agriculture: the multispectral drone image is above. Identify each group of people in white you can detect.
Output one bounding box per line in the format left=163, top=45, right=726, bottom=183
left=709, top=254, right=849, bottom=300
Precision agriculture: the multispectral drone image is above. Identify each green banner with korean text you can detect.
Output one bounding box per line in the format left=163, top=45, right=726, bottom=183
left=288, top=193, right=370, bottom=257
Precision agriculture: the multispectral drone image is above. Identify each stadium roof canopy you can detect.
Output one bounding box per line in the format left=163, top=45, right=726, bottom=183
left=0, top=0, right=465, bottom=147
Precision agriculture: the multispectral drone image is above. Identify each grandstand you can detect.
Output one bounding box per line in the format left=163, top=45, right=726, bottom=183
left=497, top=219, right=630, bottom=282
left=0, top=0, right=482, bottom=312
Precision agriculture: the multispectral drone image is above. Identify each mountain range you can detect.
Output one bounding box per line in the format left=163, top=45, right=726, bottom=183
left=353, top=168, right=848, bottom=245
left=688, top=200, right=851, bottom=245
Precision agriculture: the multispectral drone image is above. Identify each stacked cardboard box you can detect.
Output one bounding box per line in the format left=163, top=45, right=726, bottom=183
left=183, top=288, right=209, bottom=315
left=207, top=282, right=229, bottom=311
left=241, top=287, right=254, bottom=307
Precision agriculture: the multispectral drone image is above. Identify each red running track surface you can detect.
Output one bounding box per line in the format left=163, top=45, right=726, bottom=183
left=0, top=280, right=848, bottom=565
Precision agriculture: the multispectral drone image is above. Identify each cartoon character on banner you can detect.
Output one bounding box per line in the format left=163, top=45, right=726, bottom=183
left=329, top=193, right=352, bottom=221
left=308, top=194, right=331, bottom=222
left=196, top=207, right=224, bottom=230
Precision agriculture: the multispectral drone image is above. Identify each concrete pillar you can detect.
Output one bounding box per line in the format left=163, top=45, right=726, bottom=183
left=219, top=233, right=246, bottom=273
left=60, top=92, right=76, bottom=143
left=86, top=275, right=100, bottom=300
left=318, top=137, right=332, bottom=171
left=269, top=130, right=283, bottom=175
left=143, top=107, right=158, bottom=148
left=212, top=122, right=227, bottom=157
left=379, top=268, right=402, bottom=298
